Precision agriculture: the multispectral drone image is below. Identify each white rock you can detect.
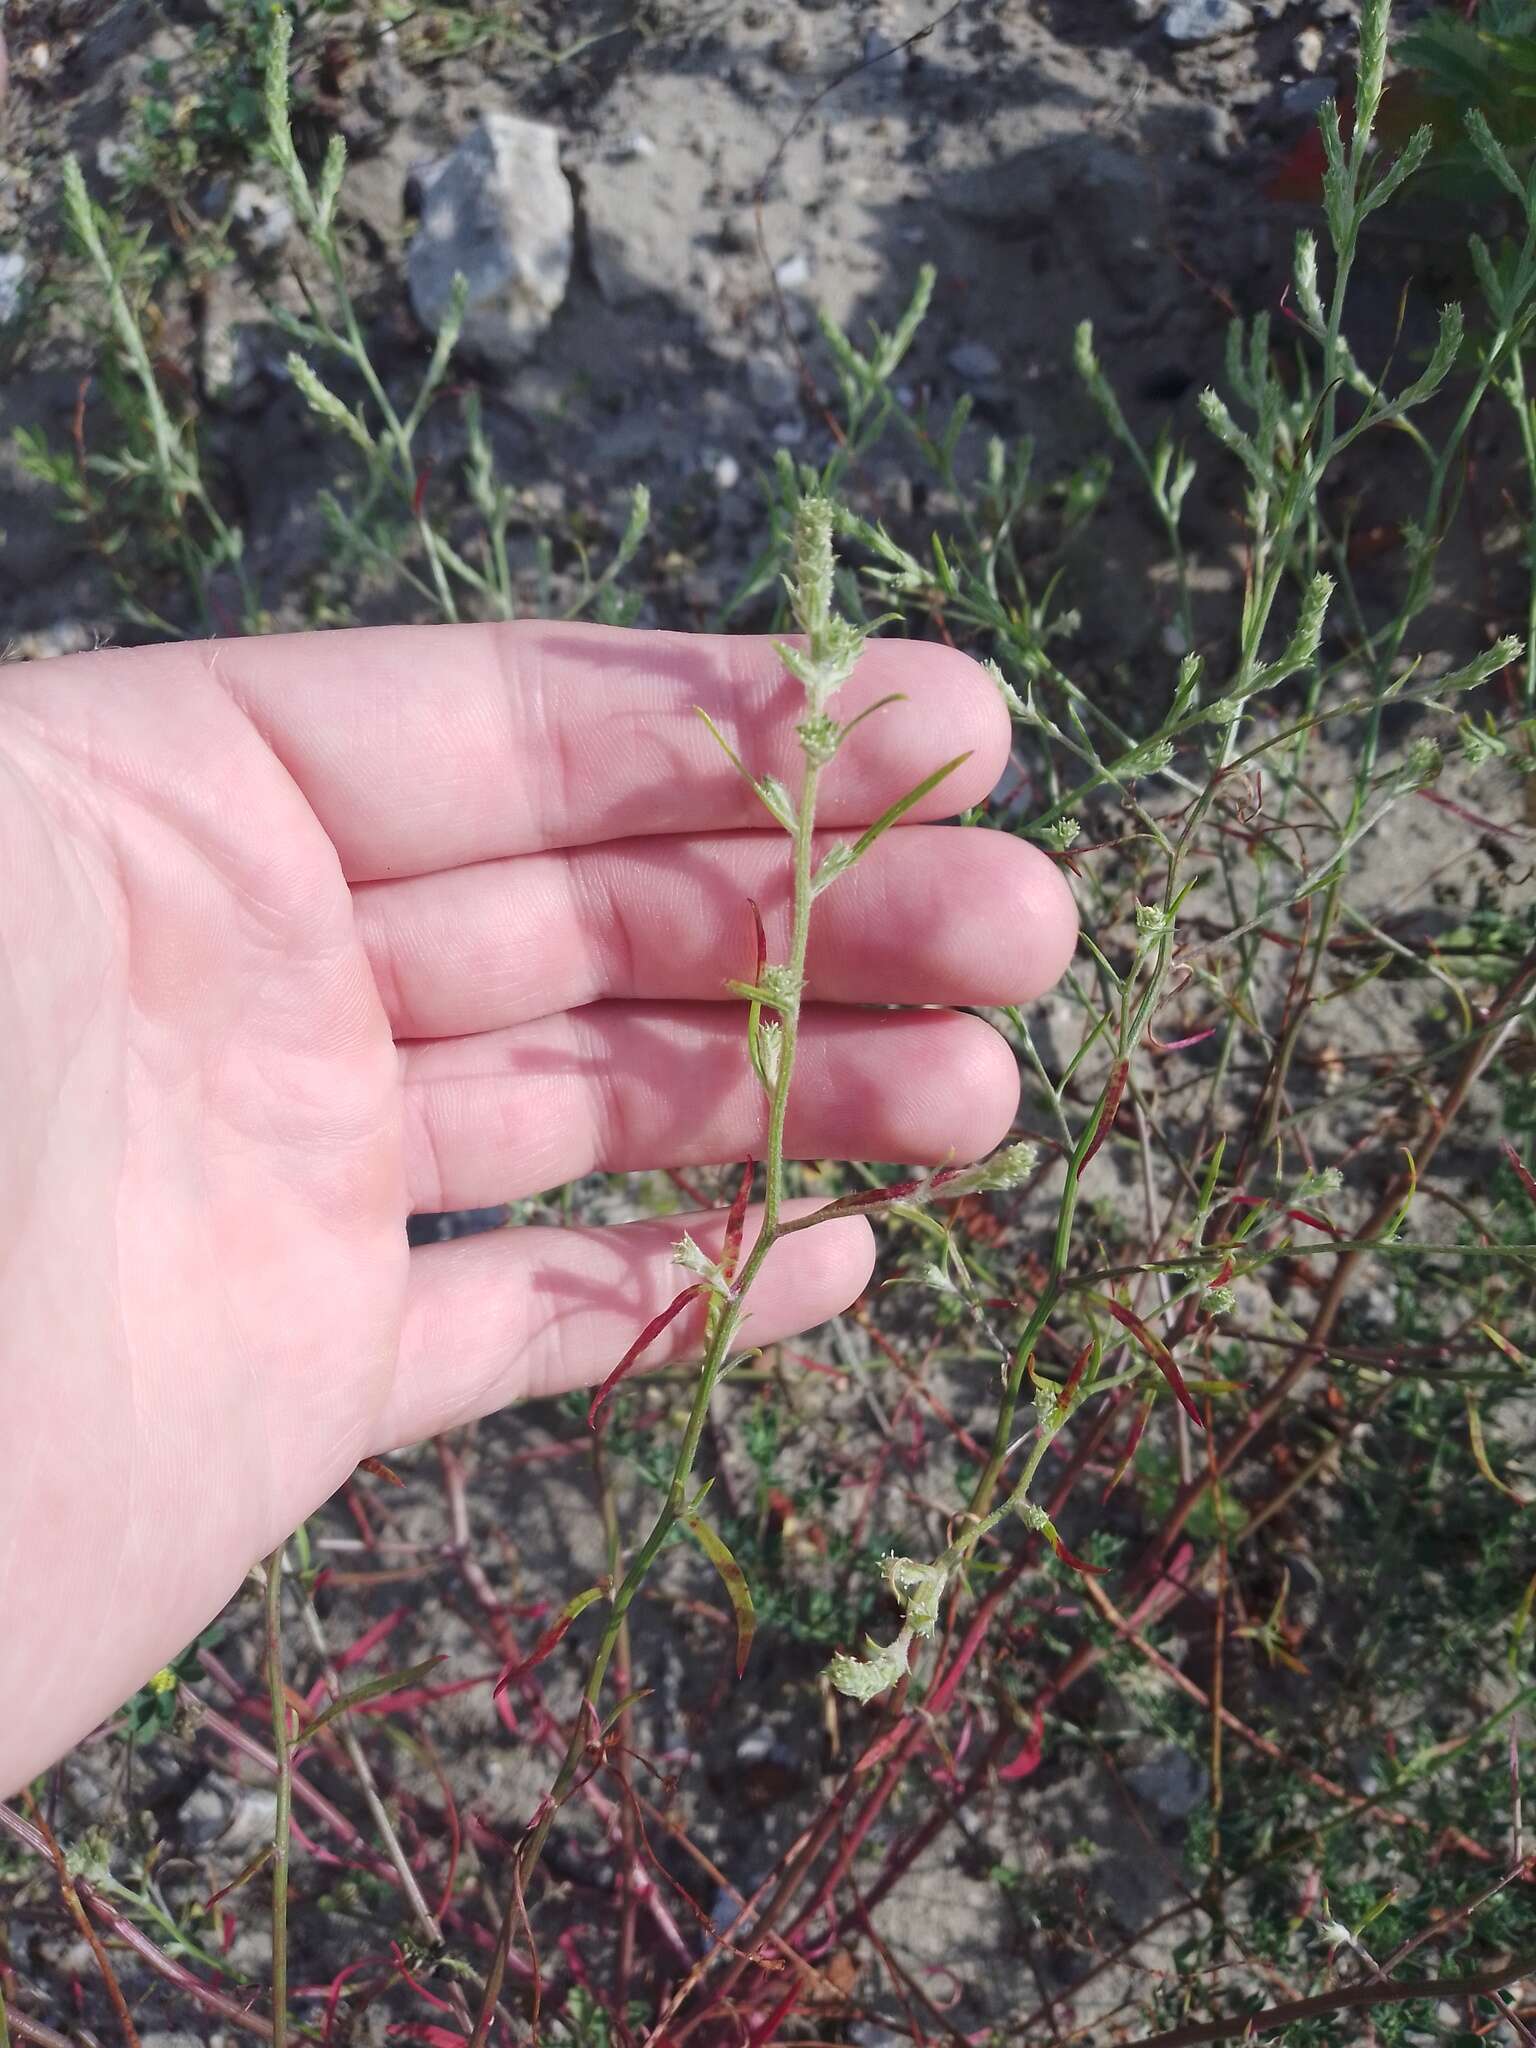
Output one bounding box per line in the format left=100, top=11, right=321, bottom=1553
left=177, top=1783, right=277, bottom=1851
left=710, top=452, right=741, bottom=491
left=612, top=130, right=656, bottom=160
left=200, top=280, right=267, bottom=412
left=0, top=248, right=27, bottom=324
left=947, top=339, right=1001, bottom=381
left=407, top=114, right=572, bottom=371
left=1165, top=0, right=1253, bottom=43
left=1293, top=24, right=1326, bottom=72
left=773, top=250, right=811, bottom=290
left=229, top=179, right=294, bottom=260
left=1126, top=1745, right=1210, bottom=1820
left=1126, top=0, right=1166, bottom=19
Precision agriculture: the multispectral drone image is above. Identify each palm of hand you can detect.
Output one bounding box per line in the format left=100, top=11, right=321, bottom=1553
left=0, top=622, right=1074, bottom=1793
left=3, top=654, right=405, bottom=1773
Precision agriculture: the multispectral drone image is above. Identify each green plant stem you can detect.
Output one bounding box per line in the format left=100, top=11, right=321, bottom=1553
left=964, top=1082, right=1105, bottom=1523
left=313, top=252, right=460, bottom=623
left=1504, top=347, right=1536, bottom=714
left=483, top=755, right=827, bottom=1993
left=263, top=1548, right=291, bottom=2048
left=63, top=160, right=256, bottom=633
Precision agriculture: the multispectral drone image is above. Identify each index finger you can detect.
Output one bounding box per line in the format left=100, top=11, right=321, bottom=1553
left=207, top=620, right=1010, bottom=881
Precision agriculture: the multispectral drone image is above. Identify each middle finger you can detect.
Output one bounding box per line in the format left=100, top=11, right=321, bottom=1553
left=357, top=825, right=1076, bottom=1041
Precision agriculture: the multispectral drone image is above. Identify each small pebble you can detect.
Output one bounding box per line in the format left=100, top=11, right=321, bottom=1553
left=773, top=250, right=811, bottom=289
left=613, top=130, right=657, bottom=160
left=0, top=248, right=27, bottom=323
left=1293, top=24, right=1325, bottom=72
left=1164, top=0, right=1253, bottom=43
left=769, top=28, right=810, bottom=73
left=1199, top=103, right=1239, bottom=161
left=947, top=339, right=1001, bottom=381
left=711, top=453, right=741, bottom=491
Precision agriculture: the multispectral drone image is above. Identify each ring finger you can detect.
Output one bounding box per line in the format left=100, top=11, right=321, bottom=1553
left=399, top=1000, right=1021, bottom=1211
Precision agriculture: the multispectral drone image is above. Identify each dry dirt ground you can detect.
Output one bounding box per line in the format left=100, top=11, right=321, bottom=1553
left=2, top=0, right=1444, bottom=654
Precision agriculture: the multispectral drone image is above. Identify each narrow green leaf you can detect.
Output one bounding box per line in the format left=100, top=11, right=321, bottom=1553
left=495, top=1585, right=606, bottom=1696
left=299, top=1655, right=446, bottom=1742
left=1510, top=1571, right=1536, bottom=1678
left=1465, top=1395, right=1528, bottom=1506
left=842, top=752, right=972, bottom=868
left=838, top=692, right=908, bottom=743
left=682, top=1513, right=756, bottom=1677
left=205, top=1842, right=275, bottom=1910
left=599, top=1687, right=654, bottom=1738
left=695, top=708, right=796, bottom=829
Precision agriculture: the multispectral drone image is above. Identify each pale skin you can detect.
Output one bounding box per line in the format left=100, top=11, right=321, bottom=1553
left=0, top=622, right=1077, bottom=1797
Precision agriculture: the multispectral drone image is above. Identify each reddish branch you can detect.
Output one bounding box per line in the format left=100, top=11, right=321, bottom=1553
left=0, top=1802, right=274, bottom=2041
left=1129, top=1948, right=1536, bottom=2046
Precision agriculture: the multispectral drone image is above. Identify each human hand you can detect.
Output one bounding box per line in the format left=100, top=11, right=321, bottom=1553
left=0, top=622, right=1075, bottom=1793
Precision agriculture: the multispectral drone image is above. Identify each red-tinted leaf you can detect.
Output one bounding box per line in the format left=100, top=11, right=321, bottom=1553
left=1147, top=1026, right=1216, bottom=1055
left=682, top=1513, right=756, bottom=1677
left=802, top=1176, right=925, bottom=1223
left=492, top=1585, right=605, bottom=1699
left=1048, top=1533, right=1106, bottom=1577
left=1230, top=1191, right=1340, bottom=1238
left=722, top=1158, right=756, bottom=1281
left=334, top=1607, right=407, bottom=1672
left=1503, top=1141, right=1536, bottom=1210
left=748, top=898, right=767, bottom=982
left=410, top=460, right=435, bottom=518
left=389, top=1943, right=455, bottom=2013
left=1061, top=1342, right=1093, bottom=1407
left=358, top=1456, right=404, bottom=1486
left=1420, top=786, right=1531, bottom=840
left=588, top=1285, right=704, bottom=1429
left=1099, top=1299, right=1205, bottom=1429
left=997, top=1704, right=1045, bottom=1781
left=1105, top=1394, right=1154, bottom=1502
left=1080, top=1061, right=1129, bottom=1172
